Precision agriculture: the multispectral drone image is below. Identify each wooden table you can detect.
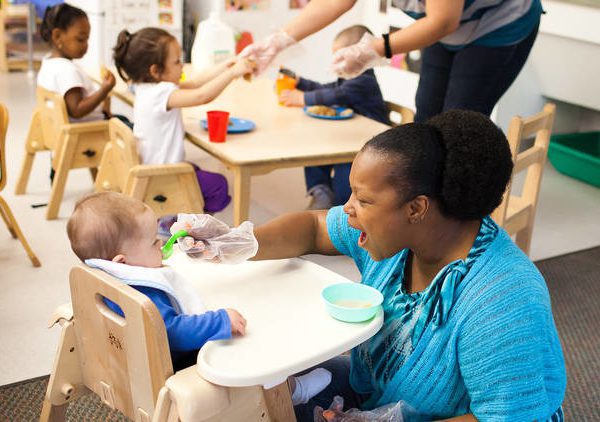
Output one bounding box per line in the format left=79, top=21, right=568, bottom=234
left=167, top=251, right=383, bottom=421
left=101, top=73, right=390, bottom=225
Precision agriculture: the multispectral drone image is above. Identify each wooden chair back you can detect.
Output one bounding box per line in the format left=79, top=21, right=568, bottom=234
left=36, top=86, right=69, bottom=151
left=385, top=101, right=415, bottom=127
left=96, top=118, right=205, bottom=217
left=69, top=264, right=173, bottom=421
left=492, top=103, right=556, bottom=255
left=94, top=117, right=140, bottom=194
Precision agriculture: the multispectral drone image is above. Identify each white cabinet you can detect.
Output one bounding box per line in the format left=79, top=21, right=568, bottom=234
left=528, top=0, right=600, bottom=111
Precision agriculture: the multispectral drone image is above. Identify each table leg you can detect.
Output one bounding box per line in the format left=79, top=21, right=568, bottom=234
left=232, top=166, right=251, bottom=226
left=262, top=381, right=296, bottom=422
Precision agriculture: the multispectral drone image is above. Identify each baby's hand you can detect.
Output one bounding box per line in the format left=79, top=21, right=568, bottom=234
left=225, top=308, right=247, bottom=336
left=230, top=58, right=256, bottom=79
left=101, top=68, right=116, bottom=90
left=279, top=89, right=305, bottom=107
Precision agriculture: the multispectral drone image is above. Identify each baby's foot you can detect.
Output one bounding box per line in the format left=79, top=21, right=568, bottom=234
left=291, top=368, right=332, bottom=405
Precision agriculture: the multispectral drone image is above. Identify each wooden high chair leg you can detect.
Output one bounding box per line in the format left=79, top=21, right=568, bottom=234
left=40, top=318, right=86, bottom=422
left=15, top=110, right=44, bottom=195
left=0, top=196, right=41, bottom=267
left=46, top=134, right=77, bottom=220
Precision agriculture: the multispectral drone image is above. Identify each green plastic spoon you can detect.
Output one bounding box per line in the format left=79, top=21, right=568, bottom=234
left=161, top=229, right=188, bottom=260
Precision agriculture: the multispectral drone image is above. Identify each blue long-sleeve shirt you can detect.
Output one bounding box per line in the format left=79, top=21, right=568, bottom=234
left=105, top=286, right=231, bottom=367
left=297, top=69, right=389, bottom=125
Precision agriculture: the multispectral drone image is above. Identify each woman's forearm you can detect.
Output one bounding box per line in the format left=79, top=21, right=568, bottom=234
left=374, top=0, right=463, bottom=56
left=252, top=211, right=337, bottom=260
left=283, top=0, right=357, bottom=41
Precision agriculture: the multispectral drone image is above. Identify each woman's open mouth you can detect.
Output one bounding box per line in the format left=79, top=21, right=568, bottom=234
left=358, top=231, right=367, bottom=247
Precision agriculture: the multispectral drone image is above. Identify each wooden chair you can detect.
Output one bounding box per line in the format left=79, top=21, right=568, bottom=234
left=41, top=264, right=293, bottom=422
left=95, top=118, right=205, bottom=217
left=385, top=101, right=415, bottom=127
left=14, top=87, right=109, bottom=219
left=0, top=103, right=40, bottom=267
left=491, top=103, right=556, bottom=255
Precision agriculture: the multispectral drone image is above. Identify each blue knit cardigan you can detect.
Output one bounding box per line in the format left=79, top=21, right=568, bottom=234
left=327, top=208, right=567, bottom=421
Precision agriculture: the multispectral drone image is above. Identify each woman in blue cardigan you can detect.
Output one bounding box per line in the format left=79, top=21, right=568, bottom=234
left=252, top=110, right=566, bottom=421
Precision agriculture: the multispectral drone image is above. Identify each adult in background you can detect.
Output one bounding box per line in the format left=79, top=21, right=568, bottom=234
left=241, top=0, right=542, bottom=122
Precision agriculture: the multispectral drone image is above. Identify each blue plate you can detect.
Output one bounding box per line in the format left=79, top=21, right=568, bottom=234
left=303, top=106, right=354, bottom=120
left=201, top=117, right=256, bottom=134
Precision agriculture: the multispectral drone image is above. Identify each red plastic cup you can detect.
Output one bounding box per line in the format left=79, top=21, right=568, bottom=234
left=206, top=110, right=230, bottom=143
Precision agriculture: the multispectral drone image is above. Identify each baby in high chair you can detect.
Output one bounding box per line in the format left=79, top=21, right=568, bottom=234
left=66, top=192, right=331, bottom=401
left=66, top=191, right=246, bottom=370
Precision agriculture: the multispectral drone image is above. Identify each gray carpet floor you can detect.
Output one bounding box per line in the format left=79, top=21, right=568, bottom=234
left=1, top=246, right=598, bottom=421
left=535, top=246, right=600, bottom=421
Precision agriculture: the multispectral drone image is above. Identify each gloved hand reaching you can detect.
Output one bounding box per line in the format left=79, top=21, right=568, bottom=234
left=331, top=33, right=387, bottom=79
left=239, top=30, right=297, bottom=75
left=171, top=214, right=258, bottom=264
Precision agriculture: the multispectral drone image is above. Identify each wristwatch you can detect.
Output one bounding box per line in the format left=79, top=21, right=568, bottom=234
left=382, top=33, right=392, bottom=59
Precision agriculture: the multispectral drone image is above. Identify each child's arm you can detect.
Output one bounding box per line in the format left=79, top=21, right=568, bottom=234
left=179, top=58, right=236, bottom=90
left=280, top=78, right=345, bottom=108
left=167, top=58, right=254, bottom=109
left=63, top=70, right=116, bottom=119
left=296, top=76, right=337, bottom=93
left=138, top=286, right=244, bottom=352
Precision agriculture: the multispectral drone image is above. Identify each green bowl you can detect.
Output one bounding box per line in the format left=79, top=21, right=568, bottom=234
left=321, top=283, right=383, bottom=323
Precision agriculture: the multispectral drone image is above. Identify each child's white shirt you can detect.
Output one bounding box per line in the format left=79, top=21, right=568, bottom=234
left=85, top=259, right=206, bottom=315
left=36, top=56, right=105, bottom=123
left=133, top=81, right=185, bottom=165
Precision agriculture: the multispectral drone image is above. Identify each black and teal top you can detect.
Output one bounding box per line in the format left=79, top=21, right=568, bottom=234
left=391, top=0, right=542, bottom=49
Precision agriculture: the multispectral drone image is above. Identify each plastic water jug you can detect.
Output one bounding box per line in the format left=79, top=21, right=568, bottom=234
left=191, top=7, right=235, bottom=72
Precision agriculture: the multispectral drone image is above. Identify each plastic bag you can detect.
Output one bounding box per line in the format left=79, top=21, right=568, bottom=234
left=313, top=396, right=422, bottom=422
left=171, top=214, right=258, bottom=264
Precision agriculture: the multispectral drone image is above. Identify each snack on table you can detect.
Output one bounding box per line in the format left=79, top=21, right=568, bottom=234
left=306, top=105, right=337, bottom=117
left=339, top=108, right=353, bottom=117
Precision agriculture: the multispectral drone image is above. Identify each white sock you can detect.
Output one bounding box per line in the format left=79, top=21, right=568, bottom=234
left=291, top=368, right=332, bottom=405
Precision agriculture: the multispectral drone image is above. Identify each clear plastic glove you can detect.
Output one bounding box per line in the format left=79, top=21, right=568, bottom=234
left=171, top=214, right=258, bottom=264
left=313, top=396, right=423, bottom=422
left=331, top=33, right=387, bottom=79
left=239, top=30, right=297, bottom=75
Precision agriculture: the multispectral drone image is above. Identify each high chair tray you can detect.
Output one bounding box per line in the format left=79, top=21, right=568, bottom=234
left=167, top=251, right=383, bottom=388
left=201, top=117, right=256, bottom=133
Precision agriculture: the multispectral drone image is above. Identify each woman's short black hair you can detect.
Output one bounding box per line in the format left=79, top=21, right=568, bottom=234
left=363, top=110, right=513, bottom=220
left=113, top=27, right=175, bottom=83
left=40, top=4, right=87, bottom=43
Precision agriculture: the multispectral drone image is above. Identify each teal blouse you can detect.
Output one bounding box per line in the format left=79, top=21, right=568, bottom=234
left=326, top=206, right=566, bottom=421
